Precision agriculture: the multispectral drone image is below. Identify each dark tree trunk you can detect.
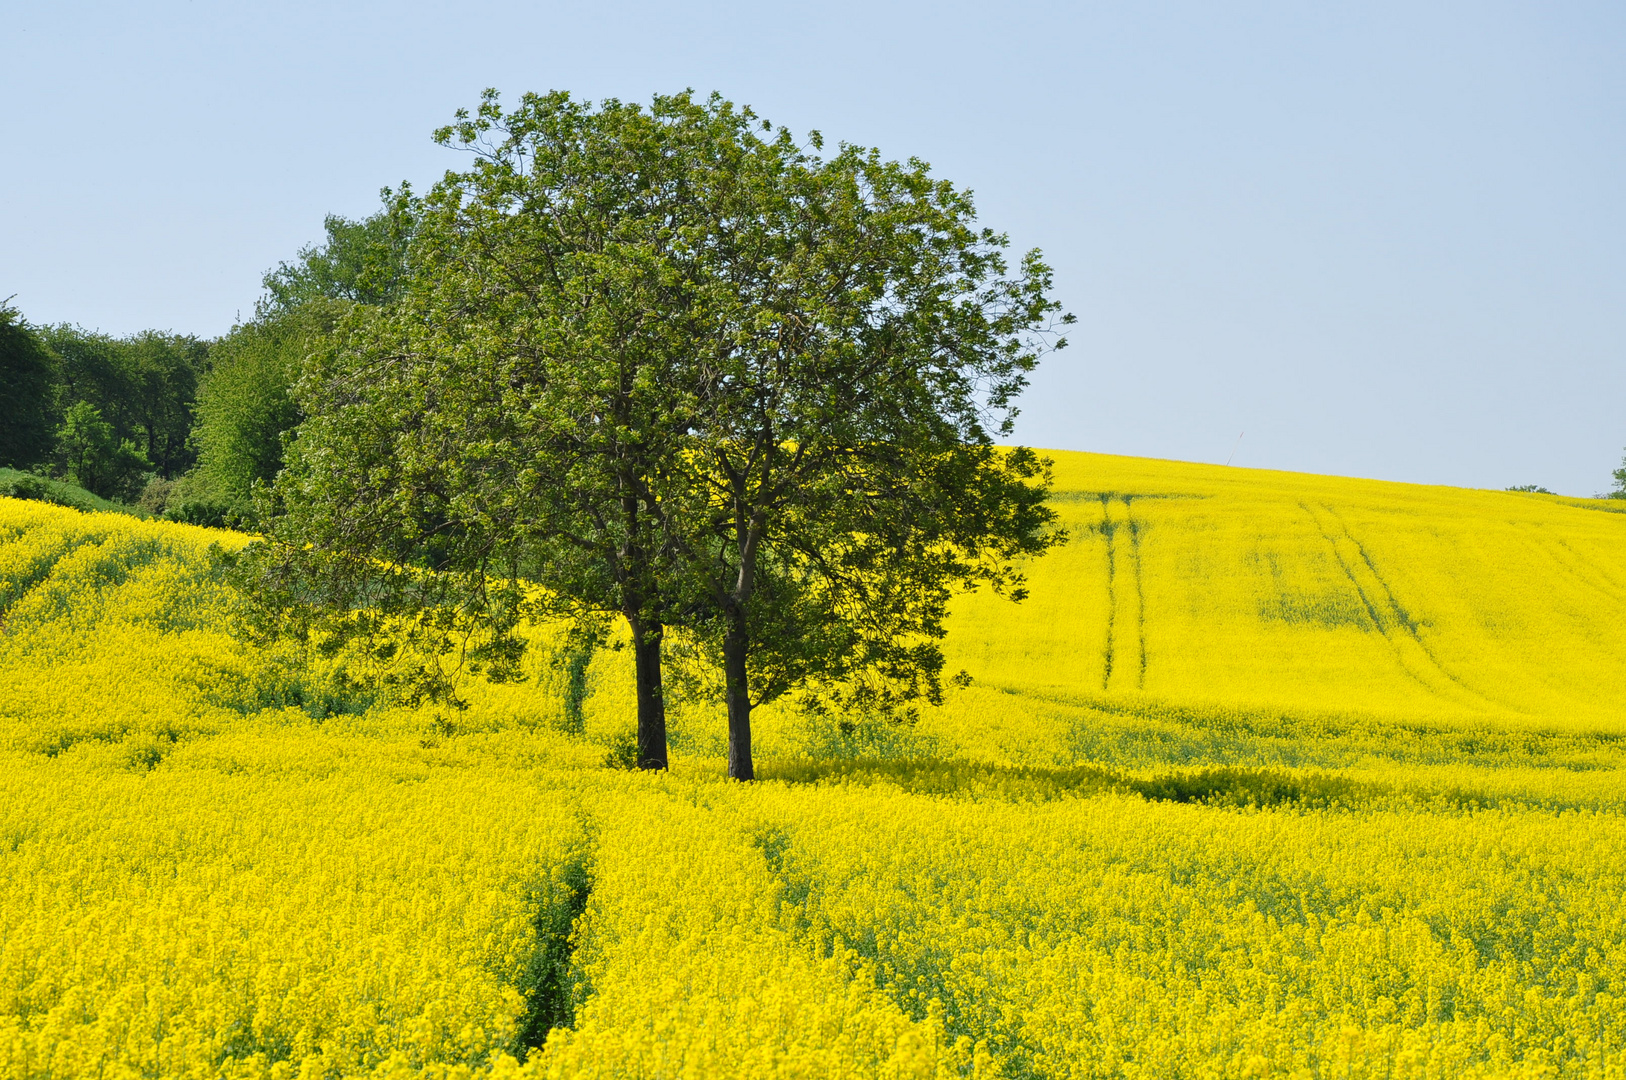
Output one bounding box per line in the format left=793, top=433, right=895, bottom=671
left=628, top=615, right=668, bottom=770
left=723, top=615, right=753, bottom=780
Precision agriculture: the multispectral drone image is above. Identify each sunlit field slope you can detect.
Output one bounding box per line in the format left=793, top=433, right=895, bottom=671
left=3, top=451, right=1626, bottom=1080
left=915, top=452, right=1626, bottom=786
left=958, top=451, right=1626, bottom=721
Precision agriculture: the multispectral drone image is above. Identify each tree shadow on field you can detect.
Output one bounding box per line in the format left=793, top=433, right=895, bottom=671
left=758, top=756, right=1383, bottom=810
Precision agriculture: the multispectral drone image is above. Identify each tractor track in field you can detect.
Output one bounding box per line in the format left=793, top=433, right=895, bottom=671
left=1301, top=501, right=1512, bottom=713
left=1098, top=494, right=1147, bottom=693
left=1131, top=516, right=1148, bottom=690
left=1518, top=526, right=1626, bottom=609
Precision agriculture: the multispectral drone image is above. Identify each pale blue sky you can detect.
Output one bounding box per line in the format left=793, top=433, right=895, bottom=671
left=5, top=1, right=1622, bottom=494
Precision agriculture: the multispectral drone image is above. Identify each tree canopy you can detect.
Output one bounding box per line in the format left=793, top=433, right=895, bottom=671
left=250, top=89, right=1071, bottom=778
left=55, top=400, right=152, bottom=501
left=188, top=303, right=347, bottom=520
left=260, top=209, right=414, bottom=314
left=38, top=325, right=208, bottom=479
left=0, top=302, right=56, bottom=470
left=659, top=121, right=1070, bottom=778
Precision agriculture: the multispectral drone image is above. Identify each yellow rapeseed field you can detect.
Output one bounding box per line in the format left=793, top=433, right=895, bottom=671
left=3, top=450, right=1625, bottom=1079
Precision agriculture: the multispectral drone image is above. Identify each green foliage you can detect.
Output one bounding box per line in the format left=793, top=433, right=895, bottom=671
left=260, top=208, right=414, bottom=313
left=1608, top=452, right=1626, bottom=499
left=0, top=471, right=50, bottom=503
left=135, top=476, right=175, bottom=516
left=162, top=496, right=235, bottom=529
left=253, top=88, right=1068, bottom=780
left=1506, top=484, right=1554, bottom=494
left=0, top=301, right=57, bottom=470
left=55, top=401, right=152, bottom=502
left=0, top=301, right=209, bottom=487
left=191, top=303, right=345, bottom=517
left=256, top=91, right=779, bottom=769
left=155, top=203, right=425, bottom=529
left=0, top=468, right=141, bottom=516
left=38, top=325, right=208, bottom=477
left=506, top=89, right=1075, bottom=776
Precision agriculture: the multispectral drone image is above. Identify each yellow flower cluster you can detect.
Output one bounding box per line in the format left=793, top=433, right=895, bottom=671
left=739, top=783, right=1626, bottom=1079
left=534, top=783, right=987, bottom=1080
left=0, top=747, right=590, bottom=1079
left=4, top=444, right=1626, bottom=1079
left=0, top=500, right=248, bottom=757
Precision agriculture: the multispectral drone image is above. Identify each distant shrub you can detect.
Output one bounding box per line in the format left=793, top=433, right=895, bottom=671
left=0, top=472, right=50, bottom=502
left=136, top=476, right=176, bottom=516
left=163, top=499, right=236, bottom=529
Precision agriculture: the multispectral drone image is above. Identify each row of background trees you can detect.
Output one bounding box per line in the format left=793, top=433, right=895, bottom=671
left=11, top=205, right=1626, bottom=523
left=0, top=311, right=207, bottom=505
left=0, top=212, right=407, bottom=519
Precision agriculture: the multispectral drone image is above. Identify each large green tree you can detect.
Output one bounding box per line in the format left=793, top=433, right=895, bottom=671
left=0, top=301, right=56, bottom=470
left=254, top=92, right=733, bottom=768
left=251, top=90, right=1069, bottom=778
left=55, top=400, right=152, bottom=501
left=666, top=127, right=1069, bottom=779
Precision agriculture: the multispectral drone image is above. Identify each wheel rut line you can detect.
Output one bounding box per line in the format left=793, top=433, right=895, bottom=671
left=1100, top=495, right=1116, bottom=692
left=1299, top=501, right=1497, bottom=710
left=1297, top=501, right=1391, bottom=636
left=1320, top=503, right=1444, bottom=651
left=1128, top=511, right=1147, bottom=691
left=1555, top=534, right=1626, bottom=596
left=517, top=831, right=596, bottom=1057
left=0, top=531, right=104, bottom=618
left=1335, top=503, right=1522, bottom=712
left=1099, top=494, right=1147, bottom=694
left=1534, top=529, right=1626, bottom=607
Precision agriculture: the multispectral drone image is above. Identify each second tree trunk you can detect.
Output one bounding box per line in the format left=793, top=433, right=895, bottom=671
left=628, top=616, right=668, bottom=770
left=723, top=619, right=753, bottom=780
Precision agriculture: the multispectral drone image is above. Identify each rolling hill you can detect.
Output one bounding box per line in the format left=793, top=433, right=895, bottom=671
left=2, top=452, right=1624, bottom=1079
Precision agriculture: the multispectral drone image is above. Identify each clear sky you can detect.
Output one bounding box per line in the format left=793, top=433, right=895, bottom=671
left=6, top=1, right=1622, bottom=495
